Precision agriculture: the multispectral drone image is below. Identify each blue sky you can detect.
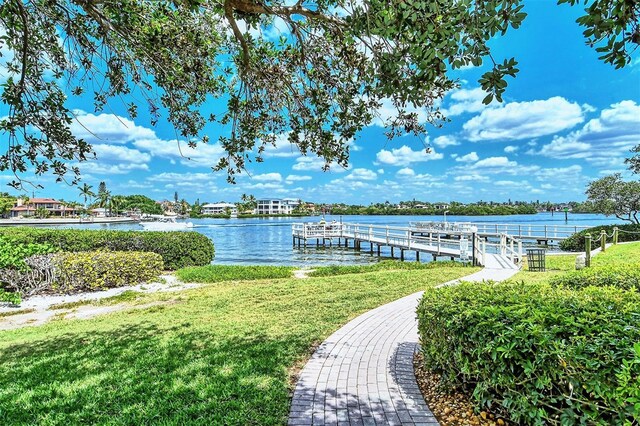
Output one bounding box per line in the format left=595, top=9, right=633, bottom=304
left=1, top=1, right=639, bottom=205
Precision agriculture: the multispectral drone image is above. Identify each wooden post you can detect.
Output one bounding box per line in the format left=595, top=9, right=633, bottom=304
left=400, top=249, right=404, bottom=261
left=391, top=247, right=394, bottom=258
left=600, top=230, right=606, bottom=252
left=377, top=245, right=381, bottom=256
left=613, top=227, right=619, bottom=245
left=585, top=234, right=591, bottom=267
left=416, top=251, right=420, bottom=262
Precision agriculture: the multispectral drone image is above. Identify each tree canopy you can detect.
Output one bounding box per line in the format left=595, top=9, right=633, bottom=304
left=1, top=0, right=638, bottom=188
left=586, top=173, right=640, bottom=224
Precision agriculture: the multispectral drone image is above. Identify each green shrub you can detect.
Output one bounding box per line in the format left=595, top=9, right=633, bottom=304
left=0, top=288, right=21, bottom=305
left=560, top=224, right=640, bottom=251
left=52, top=251, right=163, bottom=293
left=176, top=265, right=293, bottom=283
left=0, top=228, right=214, bottom=270
left=417, top=281, right=640, bottom=424
left=551, top=264, right=640, bottom=291
left=0, top=236, right=57, bottom=270
left=308, top=260, right=464, bottom=277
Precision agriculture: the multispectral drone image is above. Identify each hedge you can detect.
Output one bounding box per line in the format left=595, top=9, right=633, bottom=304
left=0, top=228, right=214, bottom=270
left=551, top=264, right=640, bottom=291
left=52, top=251, right=163, bottom=293
left=417, top=281, right=640, bottom=424
left=559, top=223, right=640, bottom=251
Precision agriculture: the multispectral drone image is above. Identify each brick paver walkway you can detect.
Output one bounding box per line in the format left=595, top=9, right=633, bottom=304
left=288, top=254, right=519, bottom=426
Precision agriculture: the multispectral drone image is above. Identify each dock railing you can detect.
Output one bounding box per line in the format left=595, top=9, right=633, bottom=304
left=293, top=222, right=489, bottom=264
left=471, top=223, right=589, bottom=240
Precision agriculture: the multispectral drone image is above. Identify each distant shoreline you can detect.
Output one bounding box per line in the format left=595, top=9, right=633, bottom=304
left=0, top=217, right=138, bottom=226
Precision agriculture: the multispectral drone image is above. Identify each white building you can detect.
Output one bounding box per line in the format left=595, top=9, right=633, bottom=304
left=256, top=198, right=300, bottom=215
left=202, top=202, right=237, bottom=215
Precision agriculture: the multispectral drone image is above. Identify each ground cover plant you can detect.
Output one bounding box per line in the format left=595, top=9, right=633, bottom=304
left=0, top=228, right=214, bottom=270
left=0, top=265, right=475, bottom=425
left=307, top=260, right=464, bottom=277
left=559, top=224, right=640, bottom=251
left=176, top=265, right=294, bottom=283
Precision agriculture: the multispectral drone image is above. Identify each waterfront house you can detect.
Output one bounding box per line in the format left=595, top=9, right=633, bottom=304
left=10, top=198, right=78, bottom=218
left=257, top=198, right=300, bottom=215
left=202, top=202, right=238, bottom=215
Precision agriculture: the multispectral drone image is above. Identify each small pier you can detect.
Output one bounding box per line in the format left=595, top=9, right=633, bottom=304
left=410, top=221, right=590, bottom=245
left=292, top=222, right=524, bottom=267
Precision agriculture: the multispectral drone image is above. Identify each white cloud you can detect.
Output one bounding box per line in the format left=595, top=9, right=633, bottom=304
left=494, top=180, right=520, bottom=186
left=443, top=87, right=497, bottom=116
left=377, top=168, right=385, bottom=174
left=292, top=156, right=347, bottom=172
left=396, top=167, right=415, bottom=177
left=148, top=172, right=214, bottom=182
left=345, top=168, right=377, bottom=181
left=504, top=145, right=519, bottom=153
left=376, top=145, right=444, bottom=166
left=92, top=144, right=151, bottom=164
left=455, top=152, right=479, bottom=163
left=71, top=112, right=157, bottom=144
left=252, top=172, right=282, bottom=182
left=261, top=133, right=302, bottom=158
left=463, top=97, right=585, bottom=141
left=472, top=156, right=518, bottom=168
left=534, top=100, right=640, bottom=164
left=431, top=135, right=460, bottom=148
left=453, top=174, right=490, bottom=182
left=134, top=138, right=224, bottom=167
left=284, top=175, right=312, bottom=183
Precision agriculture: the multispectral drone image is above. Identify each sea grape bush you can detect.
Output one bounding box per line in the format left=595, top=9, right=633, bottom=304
left=0, top=236, right=57, bottom=270
left=560, top=224, right=640, bottom=251
left=0, top=228, right=214, bottom=270
left=1, top=251, right=163, bottom=296
left=52, top=251, right=163, bottom=293
left=417, top=280, right=640, bottom=424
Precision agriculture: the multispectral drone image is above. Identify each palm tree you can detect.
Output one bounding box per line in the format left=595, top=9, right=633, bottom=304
left=98, top=190, right=111, bottom=216
left=78, top=183, right=95, bottom=209
left=109, top=196, right=120, bottom=217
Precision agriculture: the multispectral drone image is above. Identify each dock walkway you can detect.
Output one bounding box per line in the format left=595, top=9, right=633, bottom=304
left=292, top=222, right=524, bottom=267
left=288, top=255, right=520, bottom=426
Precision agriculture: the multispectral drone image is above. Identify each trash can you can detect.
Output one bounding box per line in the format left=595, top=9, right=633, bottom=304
left=526, top=248, right=546, bottom=272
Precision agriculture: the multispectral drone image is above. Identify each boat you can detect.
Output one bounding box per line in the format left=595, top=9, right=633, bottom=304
left=140, top=217, right=194, bottom=231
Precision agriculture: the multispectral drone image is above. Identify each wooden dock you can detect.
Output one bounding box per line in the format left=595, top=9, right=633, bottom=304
left=292, top=222, right=524, bottom=267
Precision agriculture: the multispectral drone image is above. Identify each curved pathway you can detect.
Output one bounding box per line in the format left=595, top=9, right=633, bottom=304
left=288, top=254, right=519, bottom=426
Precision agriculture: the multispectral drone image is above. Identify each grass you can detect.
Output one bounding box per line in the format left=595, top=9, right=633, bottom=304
left=307, top=260, right=465, bottom=277
left=176, top=265, right=295, bottom=283
left=511, top=241, right=640, bottom=285
left=591, top=241, right=640, bottom=267
left=0, top=265, right=477, bottom=425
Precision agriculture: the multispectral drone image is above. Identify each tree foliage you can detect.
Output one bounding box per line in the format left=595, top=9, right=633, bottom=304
left=586, top=173, right=640, bottom=224
left=0, top=0, right=638, bottom=187
left=626, top=144, right=640, bottom=174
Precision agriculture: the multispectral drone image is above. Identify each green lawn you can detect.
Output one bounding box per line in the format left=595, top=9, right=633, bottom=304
left=0, top=265, right=476, bottom=425
left=512, top=241, right=640, bottom=285
left=591, top=241, right=640, bottom=267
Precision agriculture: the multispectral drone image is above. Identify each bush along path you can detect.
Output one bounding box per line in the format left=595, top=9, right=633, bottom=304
left=288, top=256, right=520, bottom=426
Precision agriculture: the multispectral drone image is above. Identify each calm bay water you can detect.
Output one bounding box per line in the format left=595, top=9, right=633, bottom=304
left=60, top=213, right=622, bottom=266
